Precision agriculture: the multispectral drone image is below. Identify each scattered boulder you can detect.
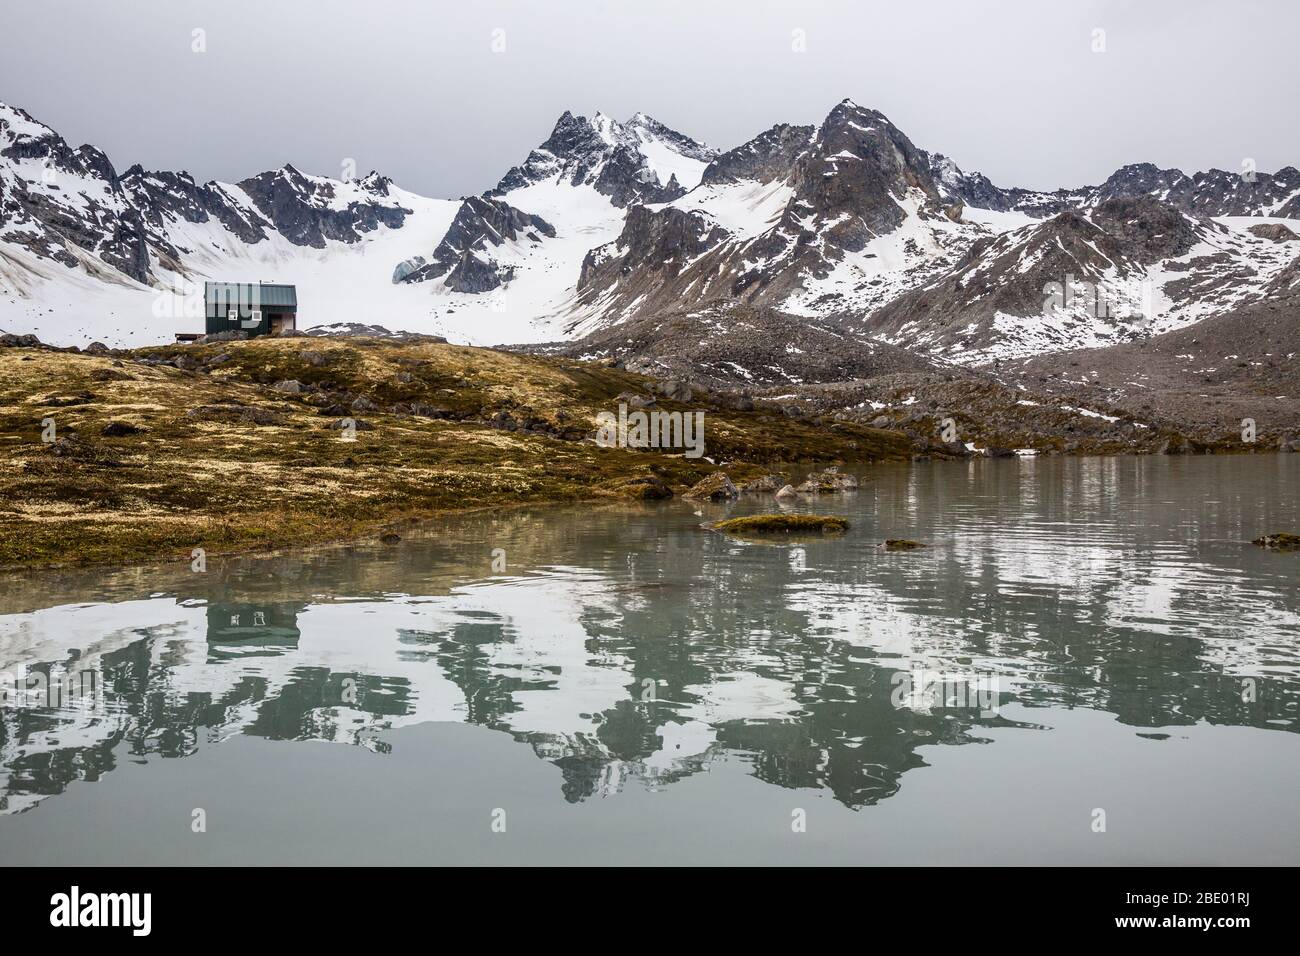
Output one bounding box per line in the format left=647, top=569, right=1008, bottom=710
left=48, top=435, right=92, bottom=459
left=775, top=484, right=799, bottom=499
left=616, top=390, right=657, bottom=409
left=741, top=475, right=783, bottom=493
left=684, top=472, right=739, bottom=500
left=299, top=350, right=329, bottom=367
left=796, top=466, right=859, bottom=492
left=89, top=368, right=131, bottom=382
left=186, top=404, right=287, bottom=427
left=84, top=341, right=111, bottom=355
left=45, top=434, right=118, bottom=465
left=715, top=391, right=755, bottom=412
left=41, top=391, right=97, bottom=407
left=101, top=421, right=144, bottom=437
left=656, top=379, right=693, bottom=402
left=324, top=417, right=375, bottom=431
left=273, top=379, right=306, bottom=394
left=196, top=330, right=250, bottom=344
left=711, top=514, right=849, bottom=536
left=394, top=401, right=454, bottom=419
left=489, top=410, right=518, bottom=431
left=0, top=333, right=41, bottom=348
left=379, top=532, right=402, bottom=544
left=1247, top=222, right=1298, bottom=243
left=884, top=539, right=926, bottom=550
left=983, top=446, right=1017, bottom=458
left=605, top=475, right=673, bottom=500
left=351, top=396, right=380, bottom=413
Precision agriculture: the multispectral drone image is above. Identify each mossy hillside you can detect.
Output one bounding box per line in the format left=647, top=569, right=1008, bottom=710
left=0, top=338, right=910, bottom=569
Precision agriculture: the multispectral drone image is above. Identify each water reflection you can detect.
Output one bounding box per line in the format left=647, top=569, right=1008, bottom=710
left=1, top=456, right=1297, bottom=816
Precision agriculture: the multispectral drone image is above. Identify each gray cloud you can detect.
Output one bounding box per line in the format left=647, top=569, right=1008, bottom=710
left=3, top=0, right=1295, bottom=197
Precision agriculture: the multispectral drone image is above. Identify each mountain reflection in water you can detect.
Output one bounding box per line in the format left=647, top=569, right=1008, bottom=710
left=1, top=456, right=1297, bottom=819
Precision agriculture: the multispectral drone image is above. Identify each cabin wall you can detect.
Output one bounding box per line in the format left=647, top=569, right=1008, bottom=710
left=204, top=310, right=296, bottom=337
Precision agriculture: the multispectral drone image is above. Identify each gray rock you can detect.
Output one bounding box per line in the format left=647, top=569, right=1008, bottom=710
left=656, top=379, right=693, bottom=402
left=616, top=390, right=657, bottom=408
left=741, top=475, right=783, bottom=493
left=684, top=472, right=739, bottom=500
left=796, top=467, right=859, bottom=492
left=324, top=417, right=375, bottom=431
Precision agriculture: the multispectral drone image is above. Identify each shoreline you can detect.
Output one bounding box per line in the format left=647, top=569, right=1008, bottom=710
left=3, top=451, right=1295, bottom=578
left=2, top=335, right=1293, bottom=575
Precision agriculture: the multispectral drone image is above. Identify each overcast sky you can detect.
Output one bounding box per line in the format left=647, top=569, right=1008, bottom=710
left=3, top=0, right=1296, bottom=197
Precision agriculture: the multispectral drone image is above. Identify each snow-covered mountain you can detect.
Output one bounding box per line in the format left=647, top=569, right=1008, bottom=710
left=391, top=110, right=720, bottom=334
left=856, top=195, right=1299, bottom=363
left=572, top=99, right=981, bottom=332
left=2, top=97, right=1296, bottom=367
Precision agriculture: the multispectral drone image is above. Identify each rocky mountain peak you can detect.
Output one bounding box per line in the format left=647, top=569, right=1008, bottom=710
left=700, top=123, right=815, bottom=186
left=492, top=108, right=715, bottom=207
left=785, top=99, right=947, bottom=242
left=397, top=193, right=556, bottom=292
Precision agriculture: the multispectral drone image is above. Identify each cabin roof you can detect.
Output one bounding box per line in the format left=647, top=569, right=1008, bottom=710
left=204, top=281, right=298, bottom=309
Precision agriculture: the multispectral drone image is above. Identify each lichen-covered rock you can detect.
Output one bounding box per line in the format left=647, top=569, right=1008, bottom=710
left=656, top=379, right=694, bottom=402
left=0, top=333, right=42, bottom=348
left=616, top=390, right=657, bottom=409
left=605, top=475, right=673, bottom=500
left=324, top=417, right=375, bottom=432
left=884, top=538, right=925, bottom=550
left=741, top=475, right=783, bottom=493
left=796, top=467, right=859, bottom=492
left=186, top=404, right=287, bottom=426
left=684, top=472, right=739, bottom=500
left=711, top=513, right=849, bottom=536
left=1252, top=533, right=1300, bottom=551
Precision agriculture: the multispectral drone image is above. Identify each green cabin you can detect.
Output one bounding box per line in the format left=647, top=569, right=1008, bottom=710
left=204, top=281, right=298, bottom=337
